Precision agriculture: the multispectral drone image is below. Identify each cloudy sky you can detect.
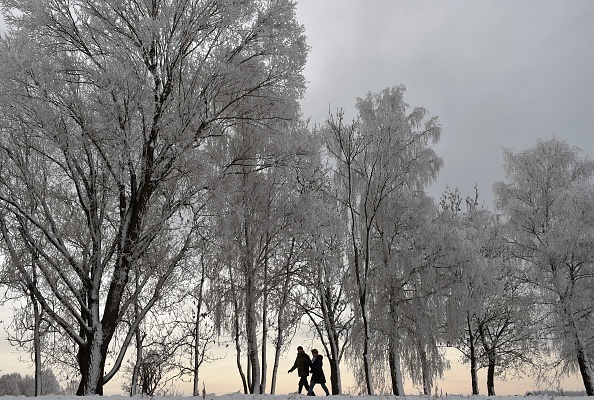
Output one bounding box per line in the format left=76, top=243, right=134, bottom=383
left=295, top=0, right=594, bottom=208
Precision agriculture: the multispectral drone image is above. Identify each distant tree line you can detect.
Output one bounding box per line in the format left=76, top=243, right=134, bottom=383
left=529, top=390, right=588, bottom=397
left=0, top=371, right=62, bottom=396
left=0, top=0, right=593, bottom=397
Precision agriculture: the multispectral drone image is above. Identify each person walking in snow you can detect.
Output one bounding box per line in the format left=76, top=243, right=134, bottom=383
left=308, top=349, right=330, bottom=396
left=288, top=345, right=312, bottom=394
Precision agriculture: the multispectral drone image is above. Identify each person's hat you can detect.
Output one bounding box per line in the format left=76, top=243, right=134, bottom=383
left=297, top=346, right=303, bottom=350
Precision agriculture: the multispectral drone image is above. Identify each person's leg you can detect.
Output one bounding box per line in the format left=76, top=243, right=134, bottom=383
left=307, top=379, right=317, bottom=396
left=320, top=382, right=330, bottom=396
left=299, top=376, right=309, bottom=394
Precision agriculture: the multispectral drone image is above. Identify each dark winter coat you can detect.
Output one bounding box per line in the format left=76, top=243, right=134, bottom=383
left=310, top=355, right=326, bottom=383
left=289, top=352, right=311, bottom=377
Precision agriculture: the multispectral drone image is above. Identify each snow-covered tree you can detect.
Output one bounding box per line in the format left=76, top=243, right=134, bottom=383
left=0, top=371, right=62, bottom=396
left=295, top=140, right=353, bottom=395
left=473, top=258, right=542, bottom=396
left=494, top=137, right=594, bottom=395
left=324, top=86, right=442, bottom=395
left=204, top=118, right=314, bottom=393
left=0, top=0, right=306, bottom=394
left=0, top=373, right=22, bottom=395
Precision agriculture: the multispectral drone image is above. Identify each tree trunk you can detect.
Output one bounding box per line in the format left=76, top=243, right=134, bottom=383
left=319, top=261, right=342, bottom=395
left=571, top=320, right=594, bottom=395
left=260, top=280, right=268, bottom=394
left=467, top=315, right=479, bottom=395
left=130, top=269, right=142, bottom=397
left=235, top=321, right=248, bottom=394
left=270, top=289, right=287, bottom=395
left=270, top=341, right=281, bottom=395
left=130, top=329, right=142, bottom=396
left=362, top=309, right=374, bottom=395
left=271, top=240, right=296, bottom=394
left=193, top=264, right=206, bottom=397
left=260, top=247, right=269, bottom=394
left=245, top=269, right=261, bottom=393
left=418, top=339, right=431, bottom=395
left=31, top=262, right=42, bottom=397
left=230, top=264, right=248, bottom=394
left=486, top=352, right=496, bottom=396
left=327, top=331, right=342, bottom=395
left=32, top=296, right=42, bottom=396
left=479, top=329, right=496, bottom=396
left=353, top=245, right=374, bottom=395
left=388, top=340, right=404, bottom=396
left=388, top=285, right=404, bottom=396
left=346, top=148, right=374, bottom=395
left=192, top=307, right=201, bottom=396
left=76, top=328, right=106, bottom=395
left=247, top=354, right=252, bottom=392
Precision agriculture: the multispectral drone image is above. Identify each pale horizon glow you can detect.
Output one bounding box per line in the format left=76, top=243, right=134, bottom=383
left=0, top=309, right=584, bottom=396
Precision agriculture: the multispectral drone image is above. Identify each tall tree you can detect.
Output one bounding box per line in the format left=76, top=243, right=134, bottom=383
left=0, top=0, right=306, bottom=394
left=439, top=187, right=495, bottom=396
left=493, top=137, right=594, bottom=395
left=205, top=118, right=313, bottom=393
left=324, top=85, right=442, bottom=395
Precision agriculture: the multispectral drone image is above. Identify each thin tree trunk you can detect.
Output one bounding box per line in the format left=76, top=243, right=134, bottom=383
left=31, top=262, right=42, bottom=397
left=130, top=329, right=142, bottom=396
left=486, top=351, right=496, bottom=396
left=192, top=306, right=201, bottom=396
left=242, top=171, right=260, bottom=394
left=193, top=260, right=206, bottom=396
left=478, top=322, right=496, bottom=396
left=388, top=285, right=404, bottom=396
left=130, top=268, right=142, bottom=397
left=328, top=357, right=340, bottom=395
left=325, top=312, right=342, bottom=394
left=570, top=317, right=594, bottom=395
left=260, top=250, right=269, bottom=394
left=418, top=339, right=431, bottom=395
left=245, top=268, right=261, bottom=393
left=467, top=315, right=479, bottom=395
left=32, top=295, right=42, bottom=396
left=345, top=147, right=373, bottom=395
left=270, top=239, right=295, bottom=394
left=270, top=327, right=282, bottom=395
left=319, top=256, right=342, bottom=395
left=235, top=315, right=248, bottom=394
left=361, top=305, right=373, bottom=395
left=247, top=353, right=252, bottom=392
left=388, top=338, right=404, bottom=396
left=353, top=245, right=374, bottom=395
left=230, top=263, right=248, bottom=394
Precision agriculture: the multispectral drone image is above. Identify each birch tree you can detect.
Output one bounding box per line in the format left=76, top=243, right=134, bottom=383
left=438, top=187, right=494, bottom=396
left=0, top=0, right=306, bottom=394
left=206, top=119, right=313, bottom=393
left=474, top=261, right=541, bottom=396
left=324, top=86, right=442, bottom=395
left=493, top=137, right=594, bottom=395
left=297, top=151, right=353, bottom=395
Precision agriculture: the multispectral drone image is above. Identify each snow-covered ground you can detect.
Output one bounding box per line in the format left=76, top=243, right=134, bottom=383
left=0, top=395, right=589, bottom=400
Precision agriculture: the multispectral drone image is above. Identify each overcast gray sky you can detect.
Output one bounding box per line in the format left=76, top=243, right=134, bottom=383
left=295, top=0, right=594, bottom=208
